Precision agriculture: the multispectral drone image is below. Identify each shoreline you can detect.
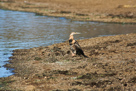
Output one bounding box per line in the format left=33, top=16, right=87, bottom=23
left=0, top=33, right=136, bottom=90
left=0, top=0, right=136, bottom=90
left=0, top=1, right=136, bottom=24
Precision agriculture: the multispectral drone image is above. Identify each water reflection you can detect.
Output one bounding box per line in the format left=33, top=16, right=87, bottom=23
left=0, top=9, right=136, bottom=77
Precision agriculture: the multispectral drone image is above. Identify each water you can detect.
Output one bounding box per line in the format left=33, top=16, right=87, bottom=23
left=0, top=9, right=136, bottom=77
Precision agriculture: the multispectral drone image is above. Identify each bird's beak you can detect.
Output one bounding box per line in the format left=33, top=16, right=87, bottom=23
left=75, top=32, right=81, bottom=34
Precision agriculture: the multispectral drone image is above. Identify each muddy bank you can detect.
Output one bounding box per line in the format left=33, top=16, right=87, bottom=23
left=0, top=33, right=136, bottom=90
left=0, top=0, right=136, bottom=23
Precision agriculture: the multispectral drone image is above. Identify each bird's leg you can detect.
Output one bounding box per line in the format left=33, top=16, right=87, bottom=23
left=71, top=51, right=76, bottom=57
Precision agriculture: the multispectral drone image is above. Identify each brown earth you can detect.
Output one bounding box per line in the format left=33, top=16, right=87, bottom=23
left=0, top=0, right=136, bottom=90
left=0, top=0, right=136, bottom=23
left=0, top=33, right=136, bottom=90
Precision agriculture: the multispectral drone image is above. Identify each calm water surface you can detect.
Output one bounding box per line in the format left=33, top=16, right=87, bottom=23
left=0, top=9, right=136, bottom=77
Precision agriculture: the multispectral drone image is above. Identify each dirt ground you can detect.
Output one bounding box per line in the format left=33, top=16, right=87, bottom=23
left=0, top=33, right=136, bottom=91
left=0, top=0, right=136, bottom=90
left=0, top=0, right=136, bottom=23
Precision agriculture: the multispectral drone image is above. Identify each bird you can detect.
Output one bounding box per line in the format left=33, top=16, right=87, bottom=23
left=69, top=32, right=88, bottom=58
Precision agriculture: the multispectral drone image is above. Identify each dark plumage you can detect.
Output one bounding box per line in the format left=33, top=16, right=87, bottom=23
left=69, top=32, right=88, bottom=58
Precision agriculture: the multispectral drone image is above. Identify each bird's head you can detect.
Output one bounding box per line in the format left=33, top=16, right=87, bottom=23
left=70, top=32, right=81, bottom=36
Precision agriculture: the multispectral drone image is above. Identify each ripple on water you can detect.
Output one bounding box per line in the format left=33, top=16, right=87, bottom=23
left=0, top=9, right=136, bottom=77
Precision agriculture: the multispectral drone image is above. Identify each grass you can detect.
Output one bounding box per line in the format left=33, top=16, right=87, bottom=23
left=0, top=79, right=16, bottom=90
left=34, top=57, right=42, bottom=60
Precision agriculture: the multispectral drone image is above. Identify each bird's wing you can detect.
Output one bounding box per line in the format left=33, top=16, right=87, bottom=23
left=74, top=40, right=82, bottom=49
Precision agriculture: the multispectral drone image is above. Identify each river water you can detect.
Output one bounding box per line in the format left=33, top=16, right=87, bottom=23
left=0, top=9, right=136, bottom=77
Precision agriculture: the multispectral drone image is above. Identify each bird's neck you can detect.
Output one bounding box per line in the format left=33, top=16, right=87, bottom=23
left=69, top=35, right=74, bottom=40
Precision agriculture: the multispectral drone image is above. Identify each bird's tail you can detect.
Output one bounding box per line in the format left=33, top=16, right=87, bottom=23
left=81, top=52, right=88, bottom=58
left=77, top=49, right=88, bottom=58
left=83, top=54, right=89, bottom=58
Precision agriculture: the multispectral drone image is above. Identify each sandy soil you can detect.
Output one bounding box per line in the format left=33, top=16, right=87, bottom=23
left=0, top=33, right=136, bottom=90
left=0, top=0, right=136, bottom=23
